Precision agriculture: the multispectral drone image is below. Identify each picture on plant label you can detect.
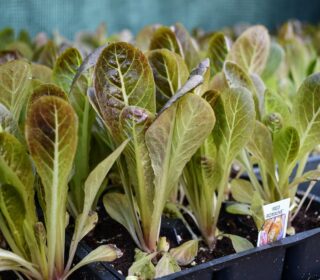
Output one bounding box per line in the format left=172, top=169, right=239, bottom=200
left=258, top=214, right=286, bottom=246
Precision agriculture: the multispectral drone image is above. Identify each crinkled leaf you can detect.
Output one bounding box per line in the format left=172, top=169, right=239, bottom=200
left=230, top=179, right=255, bottom=204
left=148, top=49, right=189, bottom=108
left=94, top=42, right=156, bottom=138
left=169, top=240, right=198, bottom=266
left=52, top=47, right=83, bottom=93
left=207, top=32, right=228, bottom=74
left=227, top=25, right=270, bottom=74
left=293, top=73, right=320, bottom=157
left=223, top=234, right=254, bottom=253
left=149, top=26, right=183, bottom=57
left=0, top=60, right=31, bottom=121
left=155, top=253, right=181, bottom=278
left=25, top=95, right=78, bottom=276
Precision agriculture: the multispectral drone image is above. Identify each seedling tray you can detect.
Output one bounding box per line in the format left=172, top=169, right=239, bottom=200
left=75, top=194, right=320, bottom=280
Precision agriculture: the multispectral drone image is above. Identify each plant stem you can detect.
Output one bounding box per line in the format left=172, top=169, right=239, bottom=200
left=212, top=165, right=231, bottom=239
left=291, top=180, right=317, bottom=222
left=296, top=153, right=309, bottom=179
left=239, top=150, right=264, bottom=197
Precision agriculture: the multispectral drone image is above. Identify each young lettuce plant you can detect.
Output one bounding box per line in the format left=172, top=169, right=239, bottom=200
left=147, top=43, right=254, bottom=250
left=89, top=42, right=215, bottom=276
left=228, top=73, right=320, bottom=229
left=0, top=84, right=126, bottom=279
left=52, top=47, right=97, bottom=216
left=221, top=27, right=320, bottom=228
left=182, top=85, right=256, bottom=250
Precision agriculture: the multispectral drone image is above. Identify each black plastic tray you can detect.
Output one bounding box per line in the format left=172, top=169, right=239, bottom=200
left=160, top=228, right=320, bottom=280
left=75, top=195, right=320, bottom=280
left=2, top=202, right=319, bottom=280
left=61, top=155, right=320, bottom=280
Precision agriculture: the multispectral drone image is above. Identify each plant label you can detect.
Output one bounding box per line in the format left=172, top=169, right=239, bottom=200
left=257, top=198, right=290, bottom=247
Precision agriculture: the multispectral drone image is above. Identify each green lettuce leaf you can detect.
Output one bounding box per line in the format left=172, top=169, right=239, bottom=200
left=227, top=25, right=270, bottom=74
left=25, top=95, right=78, bottom=277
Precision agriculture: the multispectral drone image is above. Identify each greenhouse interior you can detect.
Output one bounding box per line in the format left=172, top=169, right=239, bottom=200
left=0, top=0, right=320, bottom=279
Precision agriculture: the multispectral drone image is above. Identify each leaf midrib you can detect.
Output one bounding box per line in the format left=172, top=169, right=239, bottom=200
left=48, top=104, right=59, bottom=277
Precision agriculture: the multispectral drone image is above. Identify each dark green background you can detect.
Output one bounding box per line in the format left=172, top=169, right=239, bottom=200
left=1, top=0, right=320, bottom=38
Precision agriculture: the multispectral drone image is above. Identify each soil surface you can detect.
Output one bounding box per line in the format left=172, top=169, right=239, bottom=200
left=82, top=197, right=320, bottom=276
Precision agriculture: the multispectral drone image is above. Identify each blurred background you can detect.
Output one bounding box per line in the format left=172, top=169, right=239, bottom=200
left=0, top=0, right=320, bottom=37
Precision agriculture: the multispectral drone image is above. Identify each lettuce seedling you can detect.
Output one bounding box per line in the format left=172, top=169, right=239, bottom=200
left=52, top=47, right=97, bottom=216
left=229, top=73, right=320, bottom=228
left=146, top=28, right=255, bottom=251
left=221, top=25, right=320, bottom=229
left=89, top=42, right=215, bottom=256
left=182, top=86, right=256, bottom=249
left=0, top=82, right=126, bottom=279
